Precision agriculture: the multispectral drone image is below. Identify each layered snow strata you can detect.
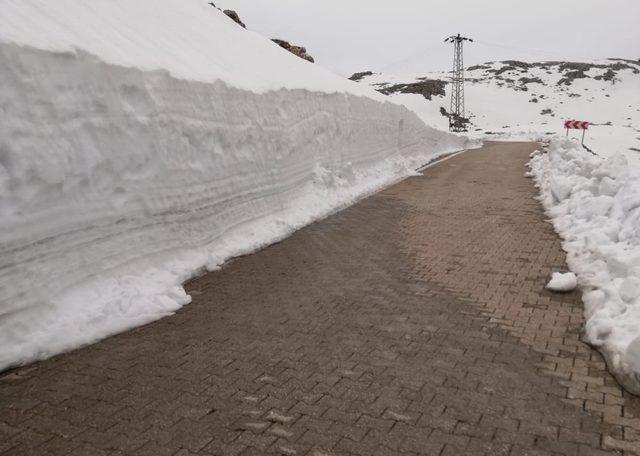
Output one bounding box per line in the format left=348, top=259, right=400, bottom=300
left=529, top=139, right=640, bottom=394
left=0, top=42, right=466, bottom=369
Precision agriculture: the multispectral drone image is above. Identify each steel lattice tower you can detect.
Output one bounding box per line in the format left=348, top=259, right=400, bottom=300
left=444, top=34, right=473, bottom=132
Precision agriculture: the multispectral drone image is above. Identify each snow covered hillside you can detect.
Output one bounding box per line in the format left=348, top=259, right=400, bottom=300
left=0, top=0, right=468, bottom=370
left=354, top=60, right=640, bottom=162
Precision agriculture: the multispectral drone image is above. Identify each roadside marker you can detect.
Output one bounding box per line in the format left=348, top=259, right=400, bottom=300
left=564, top=120, right=589, bottom=130
left=564, top=119, right=590, bottom=147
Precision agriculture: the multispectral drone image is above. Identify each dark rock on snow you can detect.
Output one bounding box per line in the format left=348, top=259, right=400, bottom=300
left=349, top=71, right=374, bottom=81
left=223, top=10, right=246, bottom=28
left=210, top=5, right=316, bottom=63
left=466, top=64, right=492, bottom=71
left=595, top=69, right=617, bottom=82
left=272, top=39, right=315, bottom=63
left=519, top=76, right=544, bottom=85
left=376, top=79, right=447, bottom=100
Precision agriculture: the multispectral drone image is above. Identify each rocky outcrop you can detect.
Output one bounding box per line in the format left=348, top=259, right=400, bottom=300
left=376, top=79, right=447, bottom=100
left=466, top=64, right=491, bottom=71
left=207, top=3, right=246, bottom=29
left=223, top=10, right=246, bottom=28
left=348, top=71, right=446, bottom=100
left=349, top=71, right=374, bottom=81
left=206, top=4, right=314, bottom=64
left=490, top=61, right=534, bottom=76
left=271, top=39, right=315, bottom=63
left=474, top=59, right=639, bottom=86
left=519, top=76, right=544, bottom=85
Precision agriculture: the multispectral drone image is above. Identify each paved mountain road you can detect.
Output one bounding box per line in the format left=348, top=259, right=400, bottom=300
left=1, top=141, right=639, bottom=456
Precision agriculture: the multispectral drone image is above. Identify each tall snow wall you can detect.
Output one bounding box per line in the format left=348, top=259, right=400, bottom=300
left=0, top=2, right=467, bottom=370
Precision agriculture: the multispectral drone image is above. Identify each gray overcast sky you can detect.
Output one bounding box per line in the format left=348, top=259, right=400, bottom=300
left=214, top=0, right=640, bottom=76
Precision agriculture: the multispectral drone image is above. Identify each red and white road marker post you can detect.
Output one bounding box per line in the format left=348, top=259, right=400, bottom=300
left=564, top=120, right=590, bottom=146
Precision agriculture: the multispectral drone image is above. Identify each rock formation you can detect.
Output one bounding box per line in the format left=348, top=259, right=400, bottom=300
left=271, top=39, right=315, bottom=63
left=223, top=10, right=246, bottom=28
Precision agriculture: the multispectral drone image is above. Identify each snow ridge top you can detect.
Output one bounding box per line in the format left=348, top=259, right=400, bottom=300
left=0, top=0, right=379, bottom=97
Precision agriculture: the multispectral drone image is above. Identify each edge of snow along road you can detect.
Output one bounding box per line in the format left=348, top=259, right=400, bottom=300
left=528, top=138, right=640, bottom=395
left=416, top=147, right=473, bottom=172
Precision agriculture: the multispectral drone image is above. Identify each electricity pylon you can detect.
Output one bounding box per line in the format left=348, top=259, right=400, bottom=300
left=444, top=34, right=473, bottom=132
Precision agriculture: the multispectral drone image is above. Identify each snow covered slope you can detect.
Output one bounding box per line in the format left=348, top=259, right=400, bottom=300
left=1, top=0, right=376, bottom=96
left=0, top=0, right=467, bottom=370
left=355, top=60, right=640, bottom=162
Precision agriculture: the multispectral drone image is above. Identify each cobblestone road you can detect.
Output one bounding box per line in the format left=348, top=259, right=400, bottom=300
left=1, top=142, right=639, bottom=456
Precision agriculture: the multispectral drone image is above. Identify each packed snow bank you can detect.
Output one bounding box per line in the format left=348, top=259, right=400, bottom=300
left=0, top=2, right=468, bottom=370
left=546, top=272, right=578, bottom=292
left=529, top=139, right=640, bottom=394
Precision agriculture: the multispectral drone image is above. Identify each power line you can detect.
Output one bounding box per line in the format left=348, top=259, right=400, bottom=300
left=473, top=39, right=568, bottom=59
left=378, top=43, right=443, bottom=72
left=376, top=38, right=569, bottom=76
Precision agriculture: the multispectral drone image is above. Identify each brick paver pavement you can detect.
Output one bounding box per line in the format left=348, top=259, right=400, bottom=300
left=1, top=141, right=639, bottom=456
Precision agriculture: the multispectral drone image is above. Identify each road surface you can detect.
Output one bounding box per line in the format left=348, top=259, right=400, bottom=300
left=1, top=141, right=639, bottom=455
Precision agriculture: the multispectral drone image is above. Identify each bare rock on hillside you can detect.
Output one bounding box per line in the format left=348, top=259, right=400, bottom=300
left=377, top=79, right=447, bottom=100
left=479, top=59, right=639, bottom=87
left=595, top=69, right=617, bottom=82
left=223, top=10, right=246, bottom=28
left=272, top=39, right=315, bottom=63
left=490, top=61, right=534, bottom=76
left=501, top=60, right=535, bottom=70
left=519, top=76, right=544, bottom=85
left=467, top=64, right=492, bottom=71
left=349, top=71, right=374, bottom=81
left=557, top=63, right=591, bottom=85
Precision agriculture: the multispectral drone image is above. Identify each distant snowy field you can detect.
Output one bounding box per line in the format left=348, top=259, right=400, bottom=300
left=357, top=60, right=640, bottom=163
left=0, top=0, right=468, bottom=370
